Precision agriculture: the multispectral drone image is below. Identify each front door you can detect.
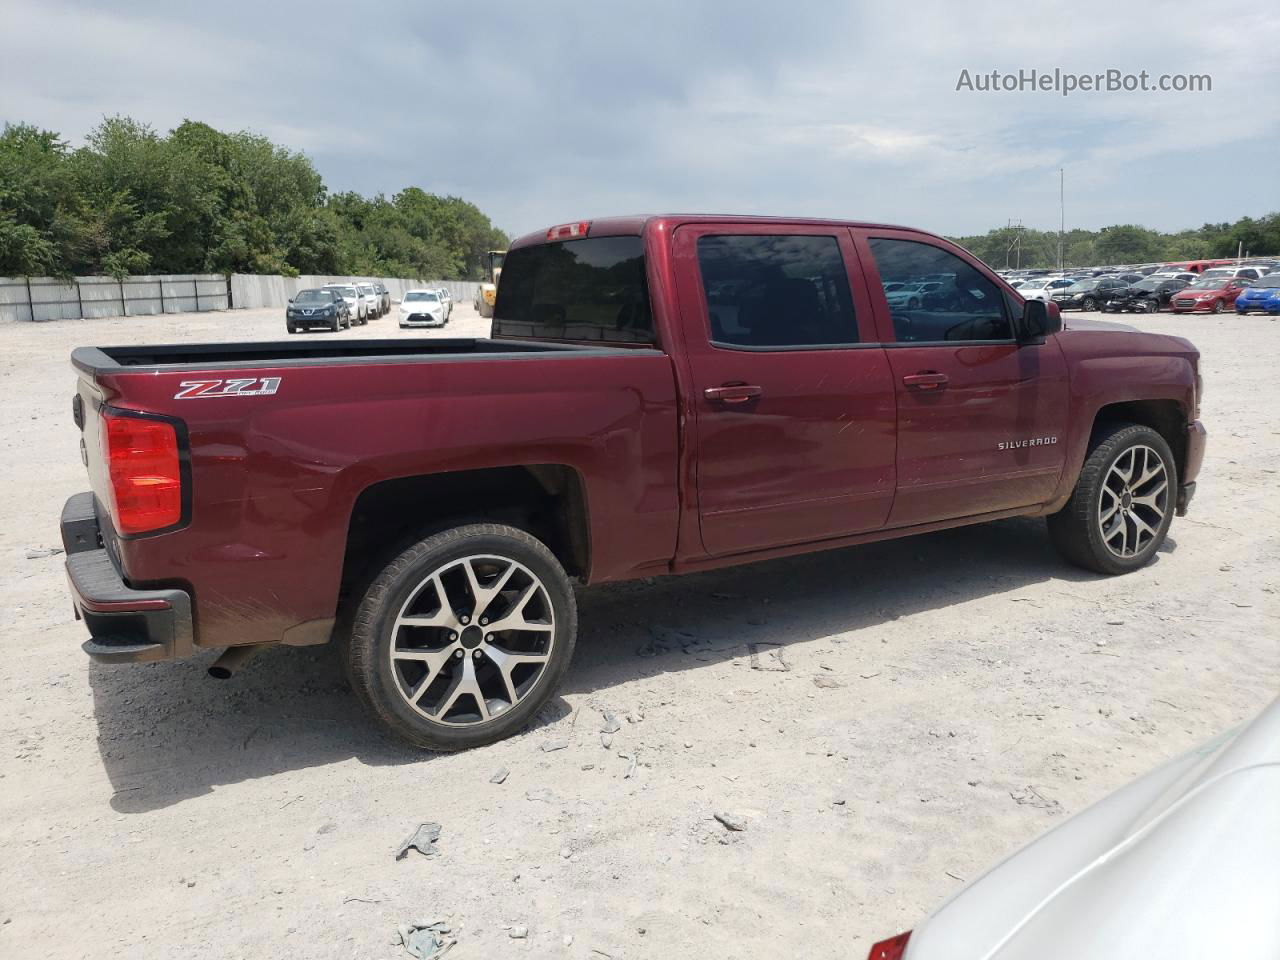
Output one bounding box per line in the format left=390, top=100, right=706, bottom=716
left=855, top=230, right=1069, bottom=527
left=671, top=224, right=897, bottom=557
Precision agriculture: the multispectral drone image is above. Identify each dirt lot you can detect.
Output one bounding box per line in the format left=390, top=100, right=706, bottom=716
left=1, top=303, right=1276, bottom=959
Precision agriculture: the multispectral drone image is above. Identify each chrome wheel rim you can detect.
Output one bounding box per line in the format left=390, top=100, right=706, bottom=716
left=1098, top=444, right=1168, bottom=559
left=388, top=554, right=555, bottom=726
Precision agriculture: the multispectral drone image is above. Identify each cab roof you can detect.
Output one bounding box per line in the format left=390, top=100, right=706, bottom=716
left=509, top=214, right=935, bottom=250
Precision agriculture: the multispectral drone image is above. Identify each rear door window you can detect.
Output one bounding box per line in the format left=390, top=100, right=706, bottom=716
left=493, top=236, right=652, bottom=343
left=695, top=235, right=858, bottom=348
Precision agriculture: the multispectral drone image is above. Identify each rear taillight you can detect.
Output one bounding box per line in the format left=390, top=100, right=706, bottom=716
left=867, top=931, right=911, bottom=960
left=102, top=412, right=184, bottom=535
left=546, top=220, right=590, bottom=241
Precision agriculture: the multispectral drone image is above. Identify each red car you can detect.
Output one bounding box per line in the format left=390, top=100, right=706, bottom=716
left=1169, top=277, right=1251, bottom=314
left=62, top=215, right=1207, bottom=750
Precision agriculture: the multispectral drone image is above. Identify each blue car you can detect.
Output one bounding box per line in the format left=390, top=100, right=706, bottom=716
left=1236, top=274, right=1280, bottom=315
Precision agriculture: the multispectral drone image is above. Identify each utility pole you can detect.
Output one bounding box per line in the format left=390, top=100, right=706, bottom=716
left=1058, top=168, right=1065, bottom=272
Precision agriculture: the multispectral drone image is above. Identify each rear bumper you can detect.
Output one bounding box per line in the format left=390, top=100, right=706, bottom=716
left=62, top=492, right=193, bottom=664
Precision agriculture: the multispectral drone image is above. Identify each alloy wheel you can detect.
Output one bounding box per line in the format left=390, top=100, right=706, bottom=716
left=1098, top=444, right=1168, bottom=559
left=387, top=555, right=555, bottom=726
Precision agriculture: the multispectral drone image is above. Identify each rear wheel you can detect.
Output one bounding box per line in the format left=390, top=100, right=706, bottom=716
left=1145, top=299, right=1161, bottom=313
left=1047, top=423, right=1176, bottom=575
left=346, top=523, right=578, bottom=750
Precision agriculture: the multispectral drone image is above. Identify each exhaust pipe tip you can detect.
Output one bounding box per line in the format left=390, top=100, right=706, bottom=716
left=208, top=643, right=267, bottom=679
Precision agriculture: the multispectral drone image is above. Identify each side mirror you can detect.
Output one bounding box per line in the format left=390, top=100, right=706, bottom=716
left=1019, top=299, right=1062, bottom=342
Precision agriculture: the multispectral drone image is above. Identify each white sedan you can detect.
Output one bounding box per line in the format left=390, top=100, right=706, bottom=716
left=866, top=696, right=1280, bottom=960
left=399, top=289, right=448, bottom=328
left=1015, top=277, right=1075, bottom=301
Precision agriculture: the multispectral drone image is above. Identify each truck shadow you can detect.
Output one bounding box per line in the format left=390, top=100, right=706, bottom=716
left=566, top=517, right=1177, bottom=700
left=90, top=516, right=1177, bottom=813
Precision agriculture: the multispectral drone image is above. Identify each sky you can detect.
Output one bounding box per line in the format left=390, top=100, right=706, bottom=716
left=2, top=0, right=1278, bottom=240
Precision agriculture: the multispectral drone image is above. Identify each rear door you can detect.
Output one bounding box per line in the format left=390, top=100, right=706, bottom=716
left=854, top=229, right=1069, bottom=527
left=671, top=223, right=896, bottom=557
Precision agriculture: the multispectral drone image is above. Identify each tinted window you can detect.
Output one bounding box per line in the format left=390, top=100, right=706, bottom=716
left=868, top=238, right=1011, bottom=342
left=494, top=236, right=652, bottom=343
left=295, top=290, right=331, bottom=303
left=696, top=235, right=857, bottom=348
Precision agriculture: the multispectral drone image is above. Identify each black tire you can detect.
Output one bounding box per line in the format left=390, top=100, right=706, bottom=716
left=1212, top=300, right=1224, bottom=314
left=1047, top=422, right=1177, bottom=575
left=1082, top=296, right=1097, bottom=312
left=287, top=324, right=297, bottom=334
left=1146, top=299, right=1161, bottom=313
left=346, top=523, right=578, bottom=751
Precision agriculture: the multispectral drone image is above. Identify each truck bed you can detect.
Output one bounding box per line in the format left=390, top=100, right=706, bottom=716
left=71, top=337, right=633, bottom=374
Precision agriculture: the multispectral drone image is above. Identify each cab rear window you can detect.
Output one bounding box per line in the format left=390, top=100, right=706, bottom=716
left=493, top=236, right=652, bottom=343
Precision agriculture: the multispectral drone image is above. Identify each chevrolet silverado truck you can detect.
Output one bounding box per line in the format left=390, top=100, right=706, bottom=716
left=62, top=215, right=1207, bottom=750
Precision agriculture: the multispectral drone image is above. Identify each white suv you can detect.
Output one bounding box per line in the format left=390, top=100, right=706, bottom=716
left=357, top=282, right=381, bottom=319
left=321, top=284, right=367, bottom=324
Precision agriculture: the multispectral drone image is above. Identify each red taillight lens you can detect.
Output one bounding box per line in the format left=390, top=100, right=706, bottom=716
left=867, top=931, right=912, bottom=960
left=103, top=413, right=183, bottom=534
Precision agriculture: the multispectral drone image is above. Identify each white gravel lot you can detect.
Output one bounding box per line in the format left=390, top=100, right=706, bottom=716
left=0, top=303, right=1276, bottom=959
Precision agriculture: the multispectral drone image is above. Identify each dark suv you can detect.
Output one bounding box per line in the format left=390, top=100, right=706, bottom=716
left=286, top=288, right=350, bottom=332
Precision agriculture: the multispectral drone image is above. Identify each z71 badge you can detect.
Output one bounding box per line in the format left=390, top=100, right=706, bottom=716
left=174, top=377, right=282, bottom=399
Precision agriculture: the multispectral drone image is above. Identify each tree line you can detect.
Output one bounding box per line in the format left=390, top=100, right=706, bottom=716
left=0, top=117, right=509, bottom=280
left=950, top=214, right=1280, bottom=270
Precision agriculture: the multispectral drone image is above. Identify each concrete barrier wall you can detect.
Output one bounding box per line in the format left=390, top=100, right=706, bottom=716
left=1, top=273, right=478, bottom=322
left=0, top=274, right=229, bottom=322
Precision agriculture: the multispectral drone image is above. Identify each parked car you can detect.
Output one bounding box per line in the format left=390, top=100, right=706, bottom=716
left=885, top=281, right=942, bottom=308
left=1199, top=265, right=1264, bottom=282
left=865, top=696, right=1280, bottom=960
left=373, top=281, right=391, bottom=315
left=1051, top=276, right=1133, bottom=311
left=1169, top=277, right=1251, bottom=314
left=1235, top=272, right=1280, bottom=315
left=1016, top=276, right=1075, bottom=301
left=435, top=287, right=453, bottom=320
left=321, top=283, right=367, bottom=324
left=398, top=289, right=447, bottom=327
left=286, top=288, right=350, bottom=333
left=60, top=214, right=1206, bottom=750
left=1149, top=271, right=1199, bottom=283
left=357, top=282, right=381, bottom=318
left=1103, top=277, right=1191, bottom=313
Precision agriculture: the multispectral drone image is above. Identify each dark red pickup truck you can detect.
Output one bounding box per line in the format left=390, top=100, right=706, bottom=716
left=63, top=215, right=1206, bottom=749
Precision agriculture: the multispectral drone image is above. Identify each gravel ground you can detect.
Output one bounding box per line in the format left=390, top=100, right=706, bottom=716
left=0, top=304, right=1276, bottom=959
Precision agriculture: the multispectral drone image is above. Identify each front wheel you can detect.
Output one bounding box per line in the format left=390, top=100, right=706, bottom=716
left=346, top=523, right=578, bottom=750
left=1047, top=423, right=1176, bottom=575
left=1082, top=296, right=1097, bottom=312
left=1212, top=300, right=1224, bottom=314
